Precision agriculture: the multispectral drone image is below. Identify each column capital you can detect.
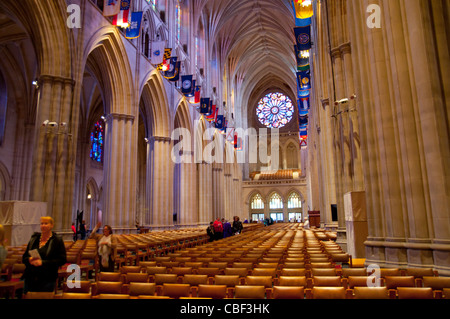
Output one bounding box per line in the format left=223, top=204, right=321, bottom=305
left=105, top=113, right=135, bottom=123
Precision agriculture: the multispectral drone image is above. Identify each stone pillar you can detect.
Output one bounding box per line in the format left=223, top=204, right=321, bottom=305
left=30, top=75, right=75, bottom=230
left=103, top=113, right=137, bottom=232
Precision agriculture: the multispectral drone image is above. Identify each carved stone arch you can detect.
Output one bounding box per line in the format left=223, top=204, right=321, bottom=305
left=82, top=26, right=135, bottom=116
left=139, top=70, right=170, bottom=138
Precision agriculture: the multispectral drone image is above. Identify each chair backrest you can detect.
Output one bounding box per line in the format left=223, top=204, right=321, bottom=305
left=311, top=268, right=337, bottom=276
left=197, top=284, right=227, bottom=299
left=95, top=281, right=123, bottom=295
left=234, top=285, right=266, bottom=299
left=312, top=276, right=342, bottom=287
left=310, top=262, right=333, bottom=268
left=154, top=273, right=178, bottom=285
left=182, top=274, right=208, bottom=286
left=197, top=267, right=221, bottom=277
left=61, top=292, right=92, bottom=299
left=272, top=286, right=304, bottom=299
left=232, top=262, right=253, bottom=269
left=63, top=280, right=92, bottom=293
left=397, top=287, right=434, bottom=299
left=423, top=276, right=450, bottom=290
left=97, top=272, right=122, bottom=282
left=224, top=267, right=248, bottom=277
left=214, top=275, right=240, bottom=287
left=282, top=262, right=305, bottom=269
left=246, top=276, right=273, bottom=288
left=97, top=294, right=130, bottom=299
left=384, top=276, right=415, bottom=289
left=353, top=287, right=389, bottom=299
left=120, top=266, right=141, bottom=274
left=278, top=276, right=307, bottom=287
left=330, top=253, right=349, bottom=263
left=312, top=287, right=346, bottom=299
left=347, top=276, right=371, bottom=289
left=162, top=283, right=191, bottom=298
left=146, top=266, right=167, bottom=275
left=23, top=292, right=55, bottom=299
left=341, top=268, right=367, bottom=278
left=405, top=268, right=436, bottom=278
left=251, top=268, right=277, bottom=277
left=171, top=267, right=193, bottom=276
left=125, top=273, right=149, bottom=284
left=128, top=282, right=156, bottom=296
left=280, top=268, right=307, bottom=276
left=256, top=262, right=278, bottom=269
left=378, top=268, right=401, bottom=277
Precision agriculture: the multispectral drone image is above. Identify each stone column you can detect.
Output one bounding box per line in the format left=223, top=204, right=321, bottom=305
left=147, top=136, right=173, bottom=230
left=30, top=75, right=75, bottom=230
left=103, top=113, right=137, bottom=232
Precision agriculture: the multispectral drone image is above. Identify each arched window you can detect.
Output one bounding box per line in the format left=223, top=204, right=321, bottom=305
left=251, top=193, right=264, bottom=209
left=256, top=92, right=294, bottom=129
left=90, top=118, right=105, bottom=163
left=250, top=193, right=264, bottom=222
left=269, top=192, right=283, bottom=210
left=287, top=192, right=303, bottom=222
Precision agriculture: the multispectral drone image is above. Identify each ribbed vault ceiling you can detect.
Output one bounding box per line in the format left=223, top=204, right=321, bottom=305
left=197, top=0, right=297, bottom=128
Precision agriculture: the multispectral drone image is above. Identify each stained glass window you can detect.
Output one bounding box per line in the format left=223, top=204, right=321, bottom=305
left=256, top=92, right=294, bottom=128
left=90, top=119, right=104, bottom=163
left=176, top=3, right=181, bottom=41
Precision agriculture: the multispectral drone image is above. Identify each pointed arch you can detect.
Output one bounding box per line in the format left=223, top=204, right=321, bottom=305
left=139, top=70, right=170, bottom=138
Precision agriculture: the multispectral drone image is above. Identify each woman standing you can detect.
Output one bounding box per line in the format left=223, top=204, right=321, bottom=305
left=22, top=216, right=67, bottom=293
left=89, top=222, right=116, bottom=272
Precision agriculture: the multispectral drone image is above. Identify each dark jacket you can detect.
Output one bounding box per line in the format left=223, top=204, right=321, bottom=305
left=22, top=232, right=67, bottom=283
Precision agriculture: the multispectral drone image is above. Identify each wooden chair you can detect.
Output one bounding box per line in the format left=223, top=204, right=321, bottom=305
left=97, top=294, right=130, bottom=299
left=345, top=276, right=373, bottom=290
left=62, top=280, right=92, bottom=293
left=61, top=292, right=92, bottom=299
left=182, top=274, right=209, bottom=296
left=272, top=286, right=304, bottom=299
left=245, top=276, right=273, bottom=298
left=197, top=284, right=227, bottom=299
left=146, top=266, right=168, bottom=282
left=214, top=275, right=240, bottom=298
left=162, top=283, right=191, bottom=298
left=127, top=282, right=156, bottom=298
left=311, top=276, right=342, bottom=288
left=396, top=287, right=434, bottom=299
left=23, top=292, right=55, bottom=299
left=384, top=276, right=416, bottom=298
left=277, top=276, right=307, bottom=287
left=197, top=267, right=221, bottom=283
left=422, top=276, right=450, bottom=299
left=123, top=272, right=149, bottom=284
left=92, top=281, right=124, bottom=296
left=310, top=287, right=346, bottom=299
left=352, top=287, right=389, bottom=299
left=234, top=285, right=266, bottom=299
left=154, top=273, right=178, bottom=295
left=404, top=268, right=438, bottom=286
left=96, top=271, right=122, bottom=282
left=120, top=265, right=141, bottom=274
left=279, top=268, right=307, bottom=277
left=311, top=268, right=337, bottom=277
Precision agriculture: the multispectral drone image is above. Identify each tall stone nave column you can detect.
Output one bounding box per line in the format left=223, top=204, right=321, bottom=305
left=147, top=136, right=173, bottom=230
left=198, top=161, right=213, bottom=225
left=348, top=0, right=450, bottom=274
left=103, top=113, right=137, bottom=232
left=30, top=75, right=75, bottom=231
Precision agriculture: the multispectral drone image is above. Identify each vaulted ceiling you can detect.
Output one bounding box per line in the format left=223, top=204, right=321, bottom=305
left=196, top=0, right=298, bottom=130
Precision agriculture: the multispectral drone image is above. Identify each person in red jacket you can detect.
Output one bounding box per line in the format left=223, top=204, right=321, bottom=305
left=213, top=217, right=223, bottom=240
